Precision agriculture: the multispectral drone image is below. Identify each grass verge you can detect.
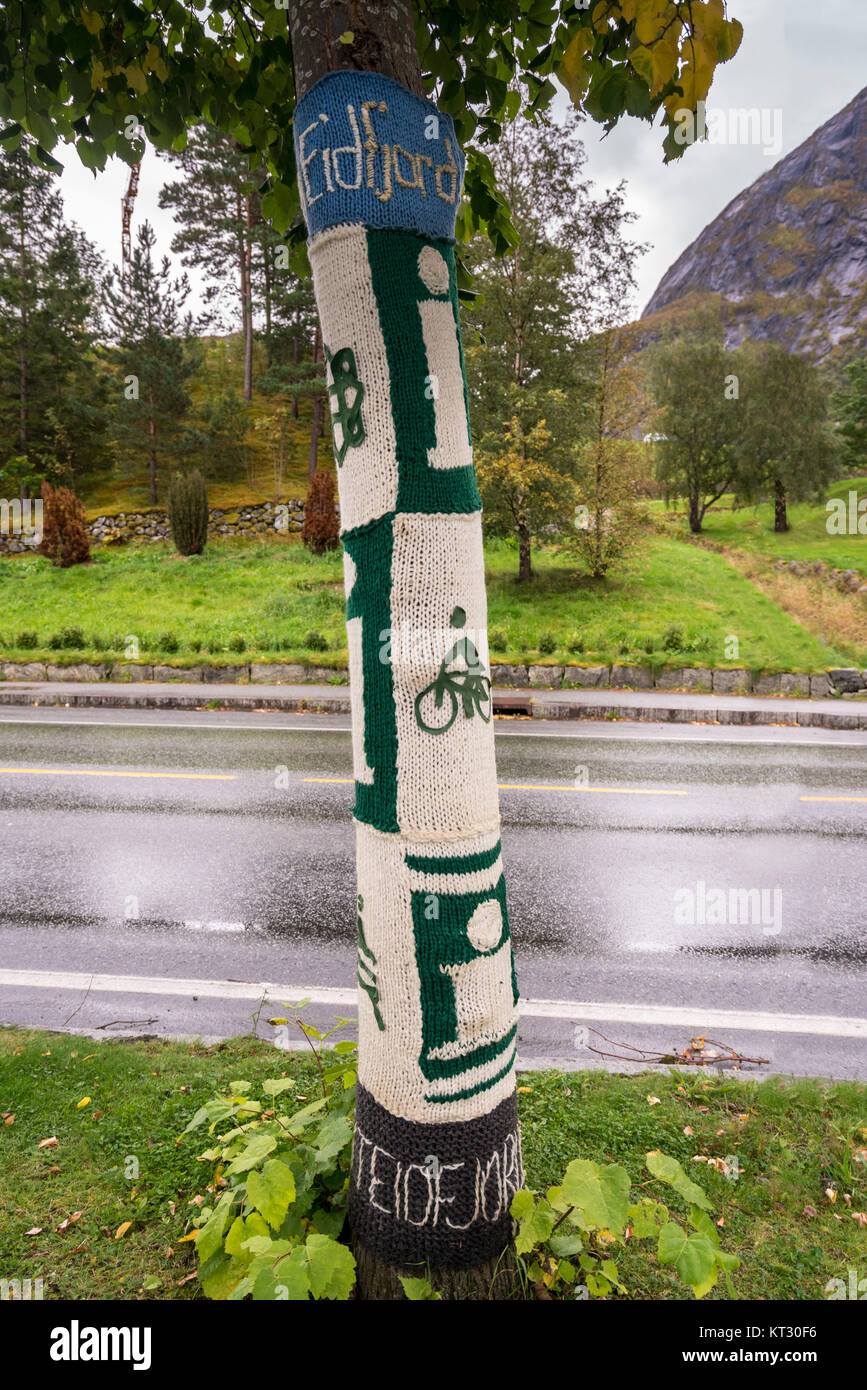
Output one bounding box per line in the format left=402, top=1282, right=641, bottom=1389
left=0, top=534, right=850, bottom=674
left=0, top=1027, right=863, bottom=1301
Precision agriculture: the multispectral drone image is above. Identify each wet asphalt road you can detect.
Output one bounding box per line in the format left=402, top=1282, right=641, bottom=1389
left=0, top=707, right=865, bottom=1078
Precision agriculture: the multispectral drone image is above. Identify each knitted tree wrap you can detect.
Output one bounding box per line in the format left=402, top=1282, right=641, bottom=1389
left=295, top=72, right=522, bottom=1268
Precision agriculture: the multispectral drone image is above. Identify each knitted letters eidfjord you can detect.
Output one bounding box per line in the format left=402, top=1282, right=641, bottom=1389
left=295, top=71, right=522, bottom=1268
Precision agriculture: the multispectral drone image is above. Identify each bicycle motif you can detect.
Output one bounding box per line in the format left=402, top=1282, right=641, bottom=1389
left=414, top=608, right=492, bottom=735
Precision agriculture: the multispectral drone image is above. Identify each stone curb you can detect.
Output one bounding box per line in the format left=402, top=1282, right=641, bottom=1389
left=1, top=680, right=865, bottom=731
left=4, top=661, right=865, bottom=699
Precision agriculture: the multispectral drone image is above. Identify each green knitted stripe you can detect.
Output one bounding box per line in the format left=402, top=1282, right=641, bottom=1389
left=366, top=226, right=480, bottom=516
left=411, top=875, right=518, bottom=1084
left=343, top=514, right=398, bottom=832
left=425, top=1047, right=517, bottom=1105
left=405, top=841, right=502, bottom=876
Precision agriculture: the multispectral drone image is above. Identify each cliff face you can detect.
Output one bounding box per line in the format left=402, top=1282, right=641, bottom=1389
left=641, top=87, right=867, bottom=364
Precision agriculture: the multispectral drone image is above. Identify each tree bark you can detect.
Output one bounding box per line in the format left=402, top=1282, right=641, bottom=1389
left=147, top=387, right=158, bottom=505
left=243, top=193, right=254, bottom=403
left=773, top=476, right=789, bottom=532
left=688, top=490, right=702, bottom=533
left=518, top=522, right=532, bottom=581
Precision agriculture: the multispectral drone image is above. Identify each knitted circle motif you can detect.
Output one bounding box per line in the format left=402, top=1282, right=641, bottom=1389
left=417, top=244, right=450, bottom=295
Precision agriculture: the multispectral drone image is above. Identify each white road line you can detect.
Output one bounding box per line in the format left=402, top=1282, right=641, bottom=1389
left=0, top=968, right=864, bottom=1039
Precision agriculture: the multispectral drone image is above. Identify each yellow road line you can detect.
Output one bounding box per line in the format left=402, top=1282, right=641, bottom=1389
left=0, top=768, right=236, bottom=781
left=800, top=795, right=867, bottom=803
left=304, top=777, right=685, bottom=796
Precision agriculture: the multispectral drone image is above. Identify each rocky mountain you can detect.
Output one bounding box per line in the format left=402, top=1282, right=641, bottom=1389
left=641, top=87, right=867, bottom=368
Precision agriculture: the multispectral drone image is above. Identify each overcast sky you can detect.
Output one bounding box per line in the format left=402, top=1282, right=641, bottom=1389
left=56, top=0, right=867, bottom=319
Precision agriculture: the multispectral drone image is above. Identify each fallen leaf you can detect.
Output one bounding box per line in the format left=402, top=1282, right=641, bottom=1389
left=76, top=1097, right=91, bottom=1109
left=176, top=1272, right=197, bottom=1286
left=24, top=1227, right=42, bottom=1236
left=56, top=1211, right=83, bottom=1232
left=853, top=1148, right=867, bottom=1166
left=683, top=1125, right=693, bottom=1136
left=802, top=1204, right=817, bottom=1218
left=115, top=1221, right=132, bottom=1240
left=692, top=1155, right=709, bottom=1163
left=825, top=1187, right=837, bottom=1203
left=852, top=1212, right=867, bottom=1228
left=647, top=1095, right=661, bottom=1106
left=91, top=1111, right=102, bottom=1120
left=177, top=1231, right=199, bottom=1243
left=167, top=1201, right=176, bottom=1217
left=38, top=1136, right=58, bottom=1149
left=716, top=1215, right=725, bottom=1227
left=3, top=1114, right=14, bottom=1126
left=188, top=1194, right=204, bottom=1208
left=82, top=1054, right=96, bottom=1061
left=165, top=1246, right=174, bottom=1257
left=517, top=1086, right=533, bottom=1094
left=707, top=1157, right=732, bottom=1176
left=47, top=1165, right=61, bottom=1174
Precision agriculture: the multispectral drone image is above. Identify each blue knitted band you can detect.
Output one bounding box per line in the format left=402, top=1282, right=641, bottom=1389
left=293, top=70, right=466, bottom=241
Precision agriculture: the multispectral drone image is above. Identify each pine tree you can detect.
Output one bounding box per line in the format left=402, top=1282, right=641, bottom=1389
left=0, top=142, right=110, bottom=488
left=159, top=127, right=261, bottom=402
left=102, top=222, right=198, bottom=505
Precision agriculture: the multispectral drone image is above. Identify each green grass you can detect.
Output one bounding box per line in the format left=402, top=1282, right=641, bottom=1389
left=0, top=533, right=852, bottom=673
left=657, top=476, right=867, bottom=573
left=0, top=1027, right=863, bottom=1300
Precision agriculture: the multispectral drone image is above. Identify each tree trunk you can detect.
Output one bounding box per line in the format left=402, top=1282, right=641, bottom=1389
left=147, top=388, right=158, bottom=505
left=773, top=476, right=788, bottom=532
left=518, top=523, right=532, bottom=581
left=688, top=491, right=702, bottom=533
left=291, top=334, right=299, bottom=419
left=288, top=0, right=523, bottom=1302
left=243, top=194, right=254, bottom=403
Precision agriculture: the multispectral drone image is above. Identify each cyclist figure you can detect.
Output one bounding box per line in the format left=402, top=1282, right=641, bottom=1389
left=414, top=605, right=491, bottom=734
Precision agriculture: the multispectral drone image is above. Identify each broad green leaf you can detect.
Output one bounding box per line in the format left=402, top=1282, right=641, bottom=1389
left=400, top=1276, right=440, bottom=1301
left=657, top=1222, right=718, bottom=1296
left=196, top=1190, right=235, bottom=1263
left=245, top=1158, right=296, bottom=1229
left=262, top=1077, right=297, bottom=1096
left=273, top=1246, right=312, bottom=1301
left=510, top=1189, right=535, bottom=1220
left=514, top=1198, right=557, bottom=1255
left=224, top=1133, right=277, bottom=1175
left=559, top=1159, right=631, bottom=1232
left=305, top=1233, right=356, bottom=1300
left=645, top=1151, right=713, bottom=1211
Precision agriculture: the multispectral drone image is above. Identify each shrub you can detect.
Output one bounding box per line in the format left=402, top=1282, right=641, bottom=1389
left=539, top=632, right=557, bottom=654
left=16, top=631, right=38, bottom=649
left=38, top=482, right=91, bottom=568
left=157, top=631, right=180, bottom=653
left=48, top=626, right=86, bottom=650
left=167, top=470, right=209, bottom=556
left=228, top=633, right=246, bottom=653
left=301, top=469, right=339, bottom=554
left=304, top=630, right=328, bottom=651
left=489, top=628, right=507, bottom=650
left=661, top=624, right=685, bottom=652
left=568, top=635, right=585, bottom=653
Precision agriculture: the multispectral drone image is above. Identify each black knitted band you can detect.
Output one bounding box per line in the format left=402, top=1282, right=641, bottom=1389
left=348, top=1082, right=523, bottom=1268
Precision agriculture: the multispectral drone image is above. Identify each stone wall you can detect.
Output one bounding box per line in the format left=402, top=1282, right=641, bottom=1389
left=0, top=500, right=306, bottom=554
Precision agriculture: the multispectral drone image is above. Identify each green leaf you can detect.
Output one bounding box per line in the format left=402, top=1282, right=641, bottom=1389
left=510, top=1189, right=535, bottom=1220
left=262, top=1077, right=297, bottom=1096
left=305, top=1233, right=356, bottom=1300
left=645, top=1151, right=713, bottom=1211
left=273, top=1246, right=312, bottom=1300
left=245, top=1158, right=296, bottom=1229
left=400, top=1276, right=441, bottom=1301
left=657, top=1222, right=718, bottom=1297
left=195, top=1190, right=235, bottom=1263
left=559, top=1159, right=631, bottom=1233
left=514, top=1197, right=557, bottom=1255
left=224, top=1133, right=277, bottom=1175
